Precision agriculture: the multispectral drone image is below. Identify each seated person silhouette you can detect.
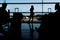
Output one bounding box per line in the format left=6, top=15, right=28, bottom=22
left=7, top=13, right=23, bottom=40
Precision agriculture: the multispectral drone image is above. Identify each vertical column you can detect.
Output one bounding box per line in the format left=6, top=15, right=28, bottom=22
left=42, top=0, right=43, bottom=15
left=3, top=0, right=6, bottom=3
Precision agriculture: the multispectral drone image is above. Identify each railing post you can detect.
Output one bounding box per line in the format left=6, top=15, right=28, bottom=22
left=48, top=8, right=51, bottom=12
left=15, top=8, right=19, bottom=12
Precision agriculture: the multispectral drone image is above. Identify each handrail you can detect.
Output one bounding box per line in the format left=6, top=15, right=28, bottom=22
left=0, top=2, right=60, bottom=4
left=10, top=12, right=55, bottom=13
left=9, top=21, right=41, bottom=23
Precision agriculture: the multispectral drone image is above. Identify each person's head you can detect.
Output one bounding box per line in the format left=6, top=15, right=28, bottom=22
left=2, top=3, right=7, bottom=10
left=31, top=5, right=34, bottom=8
left=30, top=5, right=34, bottom=11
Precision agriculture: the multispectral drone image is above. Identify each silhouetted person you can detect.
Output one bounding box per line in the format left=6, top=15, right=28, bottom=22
left=47, top=3, right=60, bottom=40
left=28, top=5, right=34, bottom=40
left=54, top=3, right=60, bottom=16
left=0, top=3, right=10, bottom=40
left=55, top=3, right=59, bottom=10
left=51, top=3, right=60, bottom=40
left=7, top=13, right=23, bottom=40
